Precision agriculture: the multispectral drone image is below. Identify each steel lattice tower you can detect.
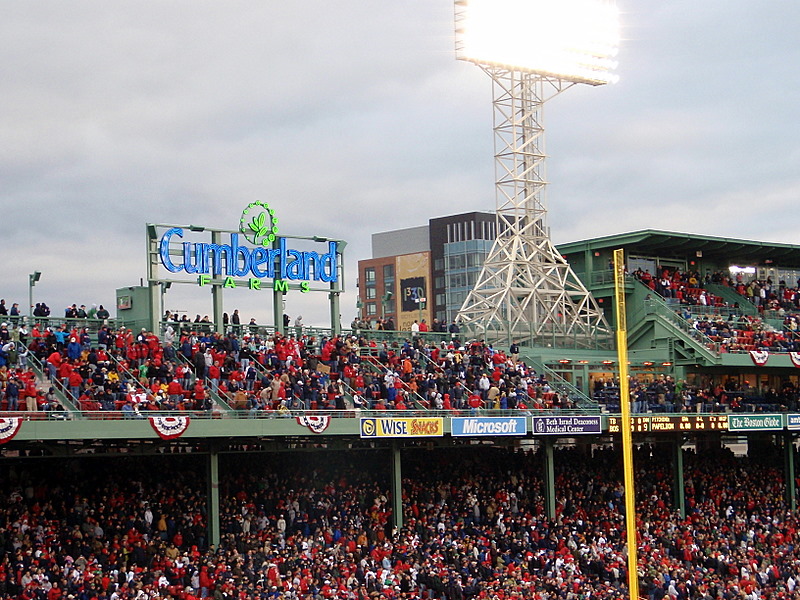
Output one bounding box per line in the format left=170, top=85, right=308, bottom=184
left=456, top=67, right=613, bottom=348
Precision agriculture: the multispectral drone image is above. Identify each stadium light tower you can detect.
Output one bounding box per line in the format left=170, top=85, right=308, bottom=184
left=454, top=0, right=619, bottom=348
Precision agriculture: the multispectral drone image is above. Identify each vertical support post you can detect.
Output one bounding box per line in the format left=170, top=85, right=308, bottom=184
left=584, top=247, right=594, bottom=281
left=146, top=226, right=161, bottom=334
left=785, top=431, right=796, bottom=511
left=330, top=285, right=341, bottom=337
left=208, top=448, right=221, bottom=548
left=273, top=234, right=285, bottom=335
left=273, top=288, right=284, bottom=335
left=673, top=436, right=685, bottom=518
left=211, top=231, right=225, bottom=336
left=542, top=437, right=556, bottom=519
left=28, top=275, right=35, bottom=320
left=391, top=441, right=403, bottom=531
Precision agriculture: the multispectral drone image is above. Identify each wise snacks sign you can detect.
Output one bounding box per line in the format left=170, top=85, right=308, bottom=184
left=359, top=418, right=444, bottom=438
left=158, top=201, right=340, bottom=292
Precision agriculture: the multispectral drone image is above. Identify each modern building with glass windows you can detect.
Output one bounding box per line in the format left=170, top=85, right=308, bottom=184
left=357, top=212, right=494, bottom=329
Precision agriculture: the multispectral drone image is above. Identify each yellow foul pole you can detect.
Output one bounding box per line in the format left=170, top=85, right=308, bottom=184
left=613, top=248, right=640, bottom=600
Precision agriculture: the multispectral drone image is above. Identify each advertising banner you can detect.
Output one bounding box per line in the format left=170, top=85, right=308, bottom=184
left=451, top=417, right=527, bottom=437
left=396, top=252, right=431, bottom=331
left=531, top=416, right=601, bottom=435
left=728, top=414, right=783, bottom=431
left=360, top=417, right=443, bottom=438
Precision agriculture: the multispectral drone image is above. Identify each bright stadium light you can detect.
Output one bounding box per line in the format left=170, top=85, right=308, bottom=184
left=454, top=0, right=619, bottom=349
left=455, top=0, right=620, bottom=85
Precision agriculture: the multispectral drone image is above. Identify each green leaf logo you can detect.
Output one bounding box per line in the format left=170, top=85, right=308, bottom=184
left=240, top=201, right=279, bottom=246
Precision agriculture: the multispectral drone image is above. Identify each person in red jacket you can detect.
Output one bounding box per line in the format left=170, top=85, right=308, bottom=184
left=68, top=369, right=83, bottom=402
left=167, top=378, right=184, bottom=409
left=46, top=350, right=62, bottom=381
left=199, top=565, right=214, bottom=597
left=192, top=381, right=207, bottom=410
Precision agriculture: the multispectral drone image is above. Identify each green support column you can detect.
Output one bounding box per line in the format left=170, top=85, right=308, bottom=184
left=146, top=224, right=162, bottom=333
left=208, top=449, right=221, bottom=548
left=542, top=438, right=556, bottom=519
left=584, top=247, right=594, bottom=280
left=330, top=287, right=341, bottom=337
left=272, top=237, right=285, bottom=335
left=673, top=436, right=685, bottom=518
left=273, top=288, right=284, bottom=335
left=391, top=442, right=403, bottom=531
left=785, top=432, right=796, bottom=510
left=211, top=231, right=225, bottom=336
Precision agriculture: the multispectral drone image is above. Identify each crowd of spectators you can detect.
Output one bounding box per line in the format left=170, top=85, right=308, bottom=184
left=1, top=444, right=799, bottom=599
left=0, top=311, right=573, bottom=417
left=689, top=315, right=800, bottom=354
left=594, top=375, right=800, bottom=414
left=632, top=269, right=723, bottom=308
left=629, top=269, right=800, bottom=354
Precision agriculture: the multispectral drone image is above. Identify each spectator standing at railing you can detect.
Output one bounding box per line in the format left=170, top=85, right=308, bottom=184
left=96, top=304, right=109, bottom=320
left=46, top=348, right=61, bottom=381
left=5, top=377, right=19, bottom=410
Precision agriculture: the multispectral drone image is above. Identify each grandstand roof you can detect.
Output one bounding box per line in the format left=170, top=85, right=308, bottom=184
left=557, top=229, right=800, bottom=265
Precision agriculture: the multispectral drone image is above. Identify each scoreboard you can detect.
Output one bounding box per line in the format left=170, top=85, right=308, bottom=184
left=607, top=414, right=728, bottom=434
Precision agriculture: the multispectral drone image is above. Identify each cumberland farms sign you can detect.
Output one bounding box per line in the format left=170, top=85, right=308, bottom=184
left=158, top=202, right=339, bottom=293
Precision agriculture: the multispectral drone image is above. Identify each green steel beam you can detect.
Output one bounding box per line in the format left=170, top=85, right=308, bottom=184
left=391, top=441, right=403, bottom=532
left=208, top=446, right=220, bottom=548
left=786, top=432, right=796, bottom=511
left=542, top=438, right=555, bottom=519
left=673, top=436, right=685, bottom=518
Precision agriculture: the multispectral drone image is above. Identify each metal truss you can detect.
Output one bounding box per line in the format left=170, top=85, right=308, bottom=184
left=457, top=68, right=612, bottom=348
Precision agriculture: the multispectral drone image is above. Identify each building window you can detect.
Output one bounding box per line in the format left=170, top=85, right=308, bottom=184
left=434, top=258, right=444, bottom=270
left=435, top=276, right=445, bottom=288
left=447, top=255, right=465, bottom=269
left=365, top=268, right=376, bottom=283
left=366, top=303, right=377, bottom=315
left=366, top=286, right=377, bottom=299
left=383, top=264, right=394, bottom=280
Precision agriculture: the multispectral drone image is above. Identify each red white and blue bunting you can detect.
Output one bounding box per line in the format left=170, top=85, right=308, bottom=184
left=749, top=350, right=769, bottom=366
left=296, top=415, right=331, bottom=434
left=790, top=353, right=800, bottom=368
left=0, top=417, right=22, bottom=444
left=149, top=416, right=191, bottom=440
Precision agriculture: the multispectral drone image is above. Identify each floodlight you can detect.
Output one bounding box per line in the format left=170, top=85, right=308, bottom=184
left=453, top=0, right=616, bottom=348
left=455, top=0, right=620, bottom=85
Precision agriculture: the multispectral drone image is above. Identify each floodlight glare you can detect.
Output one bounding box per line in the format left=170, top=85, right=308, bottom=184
left=453, top=0, right=617, bottom=348
left=455, top=0, right=620, bottom=85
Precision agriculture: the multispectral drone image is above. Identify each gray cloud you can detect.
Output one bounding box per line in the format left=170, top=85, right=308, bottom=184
left=1, top=0, right=798, bottom=325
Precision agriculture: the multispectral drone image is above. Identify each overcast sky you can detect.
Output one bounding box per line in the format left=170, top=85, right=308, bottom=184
left=1, top=1, right=798, bottom=326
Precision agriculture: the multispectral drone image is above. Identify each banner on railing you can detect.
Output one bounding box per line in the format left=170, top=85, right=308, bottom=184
left=749, top=350, right=769, bottom=366
left=149, top=416, right=191, bottom=440
left=296, top=415, right=331, bottom=434
left=360, top=417, right=443, bottom=438
left=790, top=353, right=800, bottom=368
left=0, top=417, right=22, bottom=444
left=451, top=417, right=527, bottom=437
left=532, top=415, right=601, bottom=435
